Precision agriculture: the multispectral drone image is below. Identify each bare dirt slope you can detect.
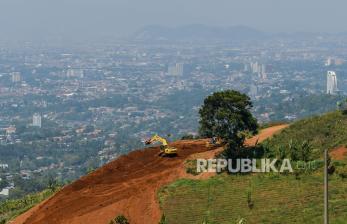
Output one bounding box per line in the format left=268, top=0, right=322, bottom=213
left=245, top=124, right=289, bottom=146
left=12, top=125, right=288, bottom=224
left=330, top=147, right=347, bottom=160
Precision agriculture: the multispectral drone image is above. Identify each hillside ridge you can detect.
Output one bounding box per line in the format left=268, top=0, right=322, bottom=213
left=12, top=125, right=287, bottom=224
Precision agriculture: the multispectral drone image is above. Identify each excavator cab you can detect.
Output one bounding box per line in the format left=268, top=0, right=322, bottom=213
left=161, top=146, right=178, bottom=156
left=145, top=134, right=178, bottom=156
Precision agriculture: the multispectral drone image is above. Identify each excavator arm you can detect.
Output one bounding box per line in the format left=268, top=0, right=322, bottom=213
left=145, top=134, right=168, bottom=146
left=145, top=134, right=177, bottom=156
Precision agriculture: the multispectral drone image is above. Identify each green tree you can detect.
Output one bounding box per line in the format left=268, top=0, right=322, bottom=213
left=47, top=176, right=58, bottom=192
left=199, top=90, right=258, bottom=158
left=0, top=178, right=9, bottom=189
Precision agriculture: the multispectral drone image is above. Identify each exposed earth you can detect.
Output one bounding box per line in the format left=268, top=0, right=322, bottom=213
left=330, top=147, right=347, bottom=160
left=12, top=125, right=288, bottom=224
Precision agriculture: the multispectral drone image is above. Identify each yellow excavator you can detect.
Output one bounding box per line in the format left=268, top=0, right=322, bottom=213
left=145, top=134, right=178, bottom=156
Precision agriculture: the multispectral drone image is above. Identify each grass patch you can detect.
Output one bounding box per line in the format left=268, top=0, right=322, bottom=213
left=159, top=170, right=347, bottom=224
left=262, top=111, right=347, bottom=159
left=0, top=188, right=58, bottom=223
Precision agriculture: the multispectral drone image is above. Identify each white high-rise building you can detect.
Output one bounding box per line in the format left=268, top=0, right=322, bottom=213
left=168, top=63, right=184, bottom=76
left=260, top=64, right=267, bottom=80
left=251, top=62, right=259, bottom=73
left=32, top=113, right=42, bottom=128
left=325, top=57, right=333, bottom=66
left=176, top=63, right=184, bottom=76
left=11, top=72, right=21, bottom=83
left=327, top=71, right=338, bottom=95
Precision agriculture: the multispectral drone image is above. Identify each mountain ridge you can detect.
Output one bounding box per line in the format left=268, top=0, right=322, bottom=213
left=132, top=24, right=266, bottom=42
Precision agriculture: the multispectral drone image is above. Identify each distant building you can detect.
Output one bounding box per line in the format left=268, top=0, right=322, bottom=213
left=11, top=72, right=21, bottom=83
left=66, top=69, right=84, bottom=78
left=325, top=57, right=333, bottom=66
left=327, top=71, right=338, bottom=95
left=168, top=63, right=184, bottom=76
left=251, top=62, right=259, bottom=73
left=249, top=84, right=258, bottom=98
left=334, top=58, right=344, bottom=66
left=325, top=57, right=344, bottom=66
left=32, top=113, right=42, bottom=128
left=0, top=164, right=8, bottom=169
left=5, top=126, right=16, bottom=135
left=260, top=64, right=267, bottom=80
left=243, top=63, right=249, bottom=72
left=0, top=188, right=9, bottom=197
left=250, top=62, right=266, bottom=79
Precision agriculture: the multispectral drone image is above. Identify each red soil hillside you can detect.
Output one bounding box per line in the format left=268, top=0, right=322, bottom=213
left=12, top=125, right=288, bottom=224
left=330, top=147, right=347, bottom=160
left=245, top=124, right=289, bottom=146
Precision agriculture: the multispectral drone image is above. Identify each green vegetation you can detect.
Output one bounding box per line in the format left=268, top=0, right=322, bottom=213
left=0, top=173, right=61, bottom=201
left=0, top=188, right=58, bottom=223
left=337, top=166, right=347, bottom=179
left=255, top=94, right=345, bottom=121
left=159, top=214, right=168, bottom=224
left=185, top=160, right=200, bottom=176
left=181, top=134, right=200, bottom=140
left=159, top=110, right=347, bottom=223
left=109, top=215, right=129, bottom=224
left=158, top=171, right=347, bottom=224
left=262, top=111, right=347, bottom=159
left=199, top=90, right=258, bottom=159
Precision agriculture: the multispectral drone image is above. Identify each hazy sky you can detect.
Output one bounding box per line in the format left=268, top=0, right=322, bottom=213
left=0, top=0, right=346, bottom=41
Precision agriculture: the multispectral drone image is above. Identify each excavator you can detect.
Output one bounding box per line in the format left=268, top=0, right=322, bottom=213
left=145, top=134, right=178, bottom=156
left=205, top=136, right=223, bottom=148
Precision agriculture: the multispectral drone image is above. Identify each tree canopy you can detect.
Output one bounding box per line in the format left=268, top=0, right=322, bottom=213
left=199, top=90, right=258, bottom=155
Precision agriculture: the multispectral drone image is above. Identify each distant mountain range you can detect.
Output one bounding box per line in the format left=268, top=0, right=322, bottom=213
left=132, top=24, right=347, bottom=42
left=132, top=24, right=266, bottom=42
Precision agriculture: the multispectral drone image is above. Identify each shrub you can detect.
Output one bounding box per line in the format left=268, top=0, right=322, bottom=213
left=337, top=166, right=347, bottom=179
left=159, top=214, right=167, bottom=224
left=181, top=134, right=198, bottom=140
left=109, top=215, right=129, bottom=224
left=185, top=160, right=200, bottom=176
left=328, top=165, right=336, bottom=175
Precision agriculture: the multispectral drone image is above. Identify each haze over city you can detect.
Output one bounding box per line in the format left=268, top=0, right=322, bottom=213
left=1, top=1, right=347, bottom=223
left=1, top=0, right=347, bottom=41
